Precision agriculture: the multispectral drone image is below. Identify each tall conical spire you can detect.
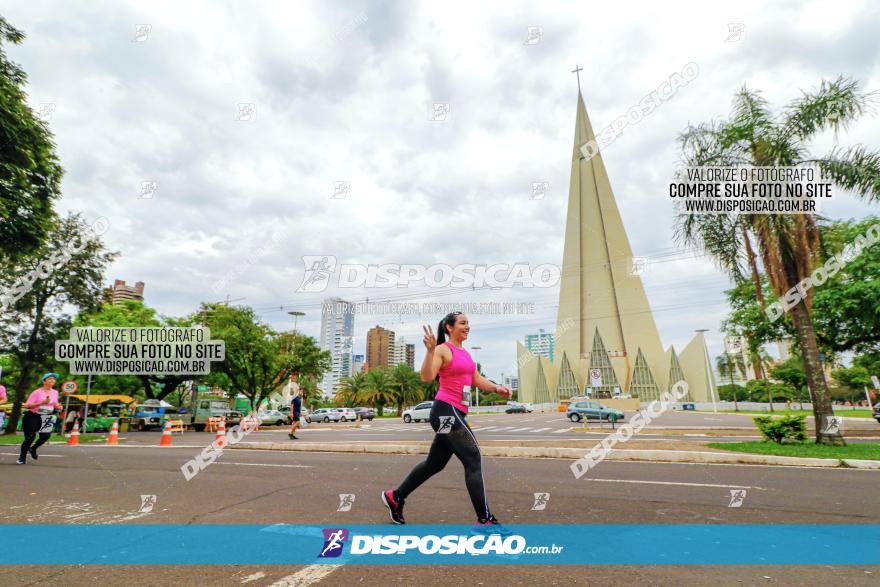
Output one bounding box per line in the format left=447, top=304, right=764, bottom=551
left=555, top=92, right=665, bottom=391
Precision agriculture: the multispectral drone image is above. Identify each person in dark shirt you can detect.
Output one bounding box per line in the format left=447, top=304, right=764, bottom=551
left=288, top=377, right=303, bottom=439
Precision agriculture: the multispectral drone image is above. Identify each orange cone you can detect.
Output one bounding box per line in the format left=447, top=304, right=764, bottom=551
left=67, top=421, right=80, bottom=446
left=159, top=420, right=173, bottom=446
left=106, top=419, right=119, bottom=445
left=215, top=418, right=227, bottom=448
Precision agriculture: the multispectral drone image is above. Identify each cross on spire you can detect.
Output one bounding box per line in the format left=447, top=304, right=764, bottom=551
left=571, top=64, right=583, bottom=93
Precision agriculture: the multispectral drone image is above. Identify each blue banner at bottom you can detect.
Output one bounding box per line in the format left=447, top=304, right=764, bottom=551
left=0, top=524, right=877, bottom=565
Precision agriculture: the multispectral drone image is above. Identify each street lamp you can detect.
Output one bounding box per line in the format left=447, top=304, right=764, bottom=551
left=288, top=311, right=305, bottom=334
left=471, top=346, right=482, bottom=412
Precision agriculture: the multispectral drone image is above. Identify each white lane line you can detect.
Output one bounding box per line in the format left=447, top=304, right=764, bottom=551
left=215, top=462, right=314, bottom=469
left=531, top=427, right=551, bottom=433
left=585, top=478, right=767, bottom=490
left=474, top=426, right=499, bottom=431
left=553, top=428, right=570, bottom=433
left=490, top=427, right=516, bottom=432
left=241, top=571, right=266, bottom=584
left=270, top=564, right=341, bottom=586
left=510, top=427, right=533, bottom=432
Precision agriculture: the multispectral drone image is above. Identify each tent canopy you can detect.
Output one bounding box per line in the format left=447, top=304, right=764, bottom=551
left=69, top=394, right=135, bottom=405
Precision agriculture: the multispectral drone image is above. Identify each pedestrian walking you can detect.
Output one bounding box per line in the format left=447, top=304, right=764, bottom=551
left=288, top=375, right=303, bottom=439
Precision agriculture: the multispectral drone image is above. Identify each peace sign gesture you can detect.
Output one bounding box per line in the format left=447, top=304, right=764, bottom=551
left=422, top=324, right=437, bottom=352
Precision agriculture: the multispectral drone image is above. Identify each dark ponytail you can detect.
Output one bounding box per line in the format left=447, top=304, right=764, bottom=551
left=436, top=311, right=461, bottom=347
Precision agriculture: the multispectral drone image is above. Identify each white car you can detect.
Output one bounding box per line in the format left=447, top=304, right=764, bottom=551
left=337, top=408, right=358, bottom=422
left=403, top=401, right=434, bottom=423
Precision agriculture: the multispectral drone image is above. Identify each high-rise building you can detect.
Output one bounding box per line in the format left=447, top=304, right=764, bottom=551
left=516, top=90, right=715, bottom=404
left=109, top=279, right=145, bottom=304
left=366, top=326, right=395, bottom=369
left=320, top=297, right=354, bottom=397
left=391, top=338, right=416, bottom=369
left=524, top=329, right=554, bottom=362
left=352, top=354, right=365, bottom=374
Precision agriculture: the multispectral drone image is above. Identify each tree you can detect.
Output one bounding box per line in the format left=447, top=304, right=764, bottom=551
left=195, top=303, right=330, bottom=411
left=0, top=17, right=64, bottom=261
left=389, top=363, right=424, bottom=416
left=336, top=371, right=369, bottom=407
left=0, top=213, right=116, bottom=432
left=675, top=77, right=880, bottom=444
left=831, top=366, right=872, bottom=404
left=810, top=217, right=880, bottom=353
left=363, top=368, right=396, bottom=413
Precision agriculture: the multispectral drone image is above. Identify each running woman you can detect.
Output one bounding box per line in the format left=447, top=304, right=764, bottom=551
left=381, top=312, right=511, bottom=530
left=18, top=373, right=63, bottom=465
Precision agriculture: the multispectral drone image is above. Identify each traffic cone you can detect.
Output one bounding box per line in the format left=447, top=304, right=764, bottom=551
left=67, top=421, right=80, bottom=446
left=159, top=420, right=173, bottom=446
left=106, top=419, right=119, bottom=445
left=215, top=418, right=227, bottom=448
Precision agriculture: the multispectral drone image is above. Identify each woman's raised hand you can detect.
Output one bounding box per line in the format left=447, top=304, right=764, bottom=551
left=422, top=325, right=437, bottom=352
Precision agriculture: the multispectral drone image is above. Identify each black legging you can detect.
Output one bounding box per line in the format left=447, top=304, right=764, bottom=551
left=395, top=400, right=491, bottom=520
left=20, top=412, right=52, bottom=461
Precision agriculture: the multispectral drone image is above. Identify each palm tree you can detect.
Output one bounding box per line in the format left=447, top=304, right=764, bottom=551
left=335, top=371, right=368, bottom=407
left=363, top=368, right=396, bottom=413
left=676, top=77, right=880, bottom=444
left=389, top=363, right=424, bottom=416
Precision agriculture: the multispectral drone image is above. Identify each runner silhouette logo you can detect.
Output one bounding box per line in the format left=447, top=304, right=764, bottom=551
left=437, top=416, right=454, bottom=434
left=319, top=528, right=349, bottom=558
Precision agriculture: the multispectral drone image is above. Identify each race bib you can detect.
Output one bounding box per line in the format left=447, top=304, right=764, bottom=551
left=38, top=414, right=56, bottom=434
left=462, top=387, right=471, bottom=407
left=36, top=405, right=55, bottom=415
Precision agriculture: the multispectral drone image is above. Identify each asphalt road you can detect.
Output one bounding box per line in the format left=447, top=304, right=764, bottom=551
left=1, top=439, right=878, bottom=586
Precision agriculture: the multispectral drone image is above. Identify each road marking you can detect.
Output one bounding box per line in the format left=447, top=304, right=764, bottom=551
left=474, top=426, right=498, bottom=431
left=491, top=427, right=516, bottom=431
left=585, top=478, right=767, bottom=490
left=241, top=571, right=266, bottom=584
left=270, top=565, right=340, bottom=586
left=216, top=462, right=314, bottom=469
left=553, top=428, right=570, bottom=433
left=531, top=427, right=552, bottom=433
left=510, top=427, right=533, bottom=432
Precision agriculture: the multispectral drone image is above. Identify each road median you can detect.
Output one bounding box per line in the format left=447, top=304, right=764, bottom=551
left=228, top=441, right=879, bottom=469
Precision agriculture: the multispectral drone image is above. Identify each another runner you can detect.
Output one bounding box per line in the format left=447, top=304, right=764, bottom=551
left=18, top=373, right=63, bottom=465
left=381, top=312, right=511, bottom=531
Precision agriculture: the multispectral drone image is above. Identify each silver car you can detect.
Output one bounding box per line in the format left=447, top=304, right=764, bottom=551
left=308, top=408, right=343, bottom=423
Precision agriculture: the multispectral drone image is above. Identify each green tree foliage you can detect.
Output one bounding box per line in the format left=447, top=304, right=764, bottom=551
left=0, top=213, right=116, bottom=432
left=0, top=17, right=64, bottom=260
left=195, top=303, right=329, bottom=411
left=676, top=77, right=880, bottom=444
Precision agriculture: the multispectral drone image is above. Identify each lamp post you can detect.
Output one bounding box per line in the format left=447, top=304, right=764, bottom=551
left=471, top=346, right=482, bottom=412
left=288, top=311, right=305, bottom=334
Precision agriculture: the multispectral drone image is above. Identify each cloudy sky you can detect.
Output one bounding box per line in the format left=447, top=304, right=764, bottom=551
left=5, top=0, right=880, bottom=380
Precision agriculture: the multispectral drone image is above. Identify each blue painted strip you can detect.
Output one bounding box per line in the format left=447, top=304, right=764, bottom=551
left=0, top=525, right=877, bottom=565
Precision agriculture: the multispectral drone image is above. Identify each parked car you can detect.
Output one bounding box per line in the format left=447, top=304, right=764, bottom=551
left=505, top=403, right=533, bottom=414
left=566, top=400, right=624, bottom=423
left=352, top=407, right=375, bottom=421
left=873, top=402, right=880, bottom=423
left=258, top=410, right=288, bottom=427
left=308, top=408, right=343, bottom=423
left=337, top=408, right=358, bottom=422
left=403, top=401, right=434, bottom=423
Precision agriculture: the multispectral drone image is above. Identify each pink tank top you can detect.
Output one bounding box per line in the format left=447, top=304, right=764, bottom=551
left=434, top=342, right=476, bottom=413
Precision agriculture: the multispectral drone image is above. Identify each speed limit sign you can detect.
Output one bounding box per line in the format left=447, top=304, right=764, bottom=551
left=61, top=380, right=78, bottom=395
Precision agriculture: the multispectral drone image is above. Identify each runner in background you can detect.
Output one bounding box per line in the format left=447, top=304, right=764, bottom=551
left=0, top=384, right=7, bottom=434
left=18, top=373, right=63, bottom=465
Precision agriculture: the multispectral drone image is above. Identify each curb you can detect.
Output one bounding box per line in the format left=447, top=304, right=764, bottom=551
left=228, top=442, right=879, bottom=469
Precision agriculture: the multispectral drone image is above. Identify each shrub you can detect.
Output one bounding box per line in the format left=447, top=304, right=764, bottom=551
left=753, top=415, right=807, bottom=444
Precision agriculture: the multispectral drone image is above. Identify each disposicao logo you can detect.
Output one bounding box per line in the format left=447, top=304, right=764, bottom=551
left=319, top=528, right=349, bottom=558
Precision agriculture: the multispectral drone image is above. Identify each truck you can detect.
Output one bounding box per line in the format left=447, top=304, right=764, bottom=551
left=178, top=393, right=242, bottom=431
left=129, top=401, right=168, bottom=431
